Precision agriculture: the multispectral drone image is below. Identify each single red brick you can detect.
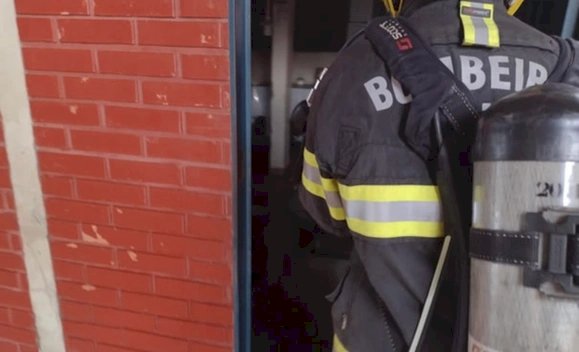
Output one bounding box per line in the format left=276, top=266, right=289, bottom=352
left=120, top=291, right=188, bottom=319
left=38, top=152, right=106, bottom=177
left=15, top=0, right=88, bottom=15
left=0, top=324, right=36, bottom=345
left=94, top=0, right=173, bottom=17
left=181, top=54, right=229, bottom=80
left=152, top=234, right=226, bottom=261
left=188, top=260, right=231, bottom=285
left=10, top=309, right=35, bottom=329
left=9, top=234, right=22, bottom=252
left=94, top=345, right=131, bottom=352
left=26, top=74, right=60, bottom=98
left=30, top=101, right=100, bottom=126
left=70, top=130, right=141, bottom=155
left=0, top=149, right=8, bottom=167
left=220, top=22, right=229, bottom=48
left=189, top=302, right=232, bottom=326
left=3, top=194, right=15, bottom=212
left=86, top=267, right=151, bottom=293
left=113, top=207, right=183, bottom=234
left=0, top=212, right=19, bottom=232
left=0, top=287, right=30, bottom=309
left=17, top=17, right=54, bottom=42
left=34, top=126, right=67, bottom=149
left=105, top=106, right=180, bottom=133
left=185, top=112, right=230, bottom=138
left=92, top=306, right=156, bottom=332
left=0, top=340, right=17, bottom=352
left=64, top=77, right=137, bottom=103
left=99, top=51, right=175, bottom=77
left=79, top=224, right=149, bottom=251
left=0, top=306, right=10, bottom=324
left=109, top=159, right=181, bottom=185
left=60, top=300, right=94, bottom=322
left=57, top=281, right=119, bottom=306
left=0, top=233, right=10, bottom=250
left=58, top=19, right=133, bottom=44
left=66, top=338, right=95, bottom=352
left=51, top=241, right=115, bottom=266
left=146, top=137, right=221, bottom=163
left=19, top=344, right=38, bottom=352
left=186, top=215, right=231, bottom=240
left=45, top=199, right=110, bottom=224
left=64, top=321, right=123, bottom=346
left=138, top=20, right=219, bottom=47
left=53, top=260, right=85, bottom=282
left=180, top=0, right=227, bottom=18
left=155, top=317, right=232, bottom=344
left=117, top=250, right=187, bottom=277
left=47, top=219, right=79, bottom=241
left=142, top=81, right=221, bottom=108
left=22, top=48, right=93, bottom=73
left=0, top=169, right=11, bottom=188
left=77, top=179, right=146, bottom=205
left=41, top=175, right=74, bottom=198
left=185, top=166, right=230, bottom=192
left=188, top=342, right=231, bottom=352
left=221, top=86, right=230, bottom=109
left=149, top=187, right=224, bottom=214
left=155, top=277, right=228, bottom=304
left=0, top=269, right=19, bottom=288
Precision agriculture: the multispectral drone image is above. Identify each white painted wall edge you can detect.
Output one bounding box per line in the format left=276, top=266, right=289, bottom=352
left=0, top=1, right=66, bottom=351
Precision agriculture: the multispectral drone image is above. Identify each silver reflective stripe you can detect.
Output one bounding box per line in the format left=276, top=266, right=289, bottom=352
left=469, top=2, right=491, bottom=47
left=344, top=200, right=442, bottom=223
left=302, top=161, right=343, bottom=208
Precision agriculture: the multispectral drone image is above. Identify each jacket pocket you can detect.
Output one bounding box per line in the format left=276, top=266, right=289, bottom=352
left=325, top=265, right=351, bottom=304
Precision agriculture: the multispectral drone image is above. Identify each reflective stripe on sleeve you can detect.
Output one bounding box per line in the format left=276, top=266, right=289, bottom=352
left=302, top=148, right=346, bottom=221
left=338, top=184, right=444, bottom=239
left=302, top=148, right=444, bottom=239
left=333, top=335, right=349, bottom=352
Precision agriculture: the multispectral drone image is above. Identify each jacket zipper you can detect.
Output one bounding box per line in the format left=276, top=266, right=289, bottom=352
left=373, top=287, right=398, bottom=352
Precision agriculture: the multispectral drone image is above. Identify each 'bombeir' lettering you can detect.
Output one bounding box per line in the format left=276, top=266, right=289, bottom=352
left=365, top=55, right=548, bottom=112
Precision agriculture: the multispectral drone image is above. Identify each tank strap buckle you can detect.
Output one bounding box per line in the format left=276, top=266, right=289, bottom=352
left=522, top=212, right=579, bottom=299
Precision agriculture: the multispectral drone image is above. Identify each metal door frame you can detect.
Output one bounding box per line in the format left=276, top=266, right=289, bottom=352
left=230, top=0, right=251, bottom=351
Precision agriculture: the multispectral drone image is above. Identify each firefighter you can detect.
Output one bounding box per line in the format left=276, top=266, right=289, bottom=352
left=299, top=0, right=579, bottom=351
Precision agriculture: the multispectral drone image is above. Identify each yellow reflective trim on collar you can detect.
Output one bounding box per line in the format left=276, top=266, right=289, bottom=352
left=347, top=219, right=445, bottom=239
left=460, top=1, right=477, bottom=46
left=337, top=184, right=440, bottom=202
left=482, top=2, right=500, bottom=48
left=333, top=335, right=349, bottom=352
left=507, top=0, right=524, bottom=16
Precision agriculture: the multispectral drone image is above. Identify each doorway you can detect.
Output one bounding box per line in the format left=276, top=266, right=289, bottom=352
left=234, top=1, right=579, bottom=351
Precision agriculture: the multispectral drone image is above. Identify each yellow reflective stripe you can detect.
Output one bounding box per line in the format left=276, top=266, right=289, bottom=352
left=302, top=175, right=346, bottom=221
left=302, top=173, right=324, bottom=198
left=482, top=2, right=500, bottom=48
left=347, top=218, right=444, bottom=239
left=333, top=335, right=349, bottom=352
left=338, top=184, right=440, bottom=202
left=303, top=148, right=319, bottom=168
left=507, top=0, right=524, bottom=16
left=460, top=1, right=477, bottom=46
left=303, top=148, right=339, bottom=192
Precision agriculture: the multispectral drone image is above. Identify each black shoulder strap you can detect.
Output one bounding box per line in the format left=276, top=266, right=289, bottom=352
left=548, top=36, right=575, bottom=83
left=365, top=16, right=480, bottom=158
left=365, top=16, right=474, bottom=352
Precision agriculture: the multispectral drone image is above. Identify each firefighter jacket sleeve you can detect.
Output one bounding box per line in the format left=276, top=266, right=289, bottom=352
left=298, top=36, right=448, bottom=349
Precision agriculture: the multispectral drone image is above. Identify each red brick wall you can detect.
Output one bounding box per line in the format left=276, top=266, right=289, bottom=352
left=0, top=117, right=38, bottom=352
left=14, top=0, right=234, bottom=351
